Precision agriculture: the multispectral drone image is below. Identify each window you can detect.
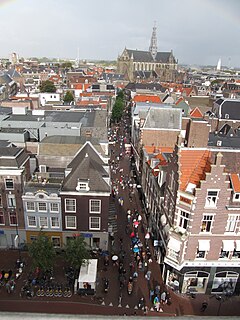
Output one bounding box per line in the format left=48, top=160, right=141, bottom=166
left=201, top=215, right=214, bottom=232
left=226, top=215, right=240, bottom=233
left=51, top=216, right=60, bottom=228
left=233, top=193, right=240, bottom=202
left=90, top=200, right=101, bottom=214
left=50, top=203, right=59, bottom=213
left=89, top=217, right=101, bottom=230
left=39, top=216, right=48, bottom=228
left=9, top=212, right=17, bottom=225
left=30, top=235, right=37, bottom=242
left=76, top=182, right=88, bottom=191
left=27, top=216, right=37, bottom=227
left=196, top=250, right=206, bottom=258
left=7, top=194, right=16, bottom=208
left=52, top=236, right=60, bottom=247
left=168, top=248, right=180, bottom=261
left=0, top=212, right=4, bottom=225
left=38, top=202, right=47, bottom=212
left=65, top=216, right=76, bottom=229
left=5, top=178, right=14, bottom=190
left=205, top=190, right=219, bottom=208
left=65, top=199, right=76, bottom=213
left=178, top=210, right=190, bottom=230
left=26, top=202, right=35, bottom=212
left=0, top=195, right=2, bottom=207
left=219, top=249, right=230, bottom=258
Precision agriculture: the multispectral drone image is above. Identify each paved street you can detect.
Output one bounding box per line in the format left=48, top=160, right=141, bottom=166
left=0, top=104, right=240, bottom=317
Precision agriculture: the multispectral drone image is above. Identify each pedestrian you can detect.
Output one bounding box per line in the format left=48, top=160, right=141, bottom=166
left=161, top=291, right=167, bottom=304
left=150, top=289, right=155, bottom=303
left=201, top=301, right=208, bottom=312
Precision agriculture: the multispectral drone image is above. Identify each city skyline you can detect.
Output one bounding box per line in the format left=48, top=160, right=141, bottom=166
left=0, top=0, right=239, bottom=67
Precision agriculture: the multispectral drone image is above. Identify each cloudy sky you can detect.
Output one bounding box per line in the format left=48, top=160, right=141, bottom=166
left=0, top=0, right=239, bottom=67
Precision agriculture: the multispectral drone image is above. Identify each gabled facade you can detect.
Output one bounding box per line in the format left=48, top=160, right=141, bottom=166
left=160, top=144, right=240, bottom=295
left=60, top=141, right=110, bottom=250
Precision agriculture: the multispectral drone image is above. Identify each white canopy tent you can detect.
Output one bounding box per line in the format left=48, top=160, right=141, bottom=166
left=78, top=259, right=98, bottom=290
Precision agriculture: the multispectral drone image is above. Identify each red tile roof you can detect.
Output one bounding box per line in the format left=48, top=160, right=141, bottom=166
left=230, top=173, right=240, bottom=192
left=133, top=95, right=161, bottom=103
left=180, top=149, right=211, bottom=192
left=190, top=107, right=203, bottom=119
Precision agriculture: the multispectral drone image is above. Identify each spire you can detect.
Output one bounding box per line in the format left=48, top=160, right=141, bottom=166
left=149, top=21, right=157, bottom=60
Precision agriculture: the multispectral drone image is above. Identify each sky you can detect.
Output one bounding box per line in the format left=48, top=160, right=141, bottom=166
left=0, top=0, right=239, bottom=67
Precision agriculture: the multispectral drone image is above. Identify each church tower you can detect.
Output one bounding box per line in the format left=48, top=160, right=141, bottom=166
left=149, top=22, right=158, bottom=60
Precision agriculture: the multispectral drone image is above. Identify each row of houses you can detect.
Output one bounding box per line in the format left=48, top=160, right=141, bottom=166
left=0, top=106, right=112, bottom=252
left=129, top=91, right=240, bottom=296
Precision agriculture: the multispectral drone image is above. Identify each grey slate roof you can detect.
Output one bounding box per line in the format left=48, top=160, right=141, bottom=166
left=61, top=142, right=109, bottom=193
left=143, top=107, right=182, bottom=130
left=126, top=49, right=175, bottom=63
left=0, top=72, right=12, bottom=85
left=220, top=99, right=240, bottom=120
left=0, top=147, right=29, bottom=168
left=125, top=82, right=164, bottom=92
left=39, top=135, right=106, bottom=158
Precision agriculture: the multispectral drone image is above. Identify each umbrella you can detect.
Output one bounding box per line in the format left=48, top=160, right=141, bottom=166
left=112, top=255, right=118, bottom=261
left=133, top=221, right=139, bottom=227
left=133, top=246, right=140, bottom=253
left=145, top=232, right=150, bottom=240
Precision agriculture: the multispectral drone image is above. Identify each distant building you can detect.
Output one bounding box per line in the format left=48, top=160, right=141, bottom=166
left=117, top=24, right=178, bottom=82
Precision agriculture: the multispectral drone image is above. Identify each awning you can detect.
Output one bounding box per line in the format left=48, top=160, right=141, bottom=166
left=168, top=238, right=181, bottom=252
left=198, top=239, right=210, bottom=251
left=235, top=240, right=240, bottom=251
left=222, top=240, right=235, bottom=252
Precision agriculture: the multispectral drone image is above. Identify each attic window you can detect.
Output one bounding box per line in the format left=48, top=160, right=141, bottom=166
left=186, top=183, right=196, bottom=194
left=217, top=140, right=222, bottom=146
left=233, top=193, right=240, bottom=202
left=76, top=181, right=89, bottom=192
left=225, top=114, right=229, bottom=119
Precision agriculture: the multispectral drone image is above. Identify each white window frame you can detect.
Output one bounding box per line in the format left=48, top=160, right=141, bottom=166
left=89, top=216, right=101, bottom=230
left=178, top=209, right=190, bottom=230
left=5, top=178, right=14, bottom=190
left=50, top=202, right=59, bottom=213
left=196, top=250, right=206, bottom=259
left=89, top=199, right=101, bottom=214
left=39, top=216, right=48, bottom=228
left=38, top=202, right=47, bottom=212
left=51, top=216, right=60, bottom=228
left=65, top=216, right=76, bottom=229
left=7, top=194, right=16, bottom=208
left=27, top=216, right=37, bottom=228
left=200, top=214, right=214, bottom=233
left=205, top=190, right=219, bottom=208
left=26, top=201, right=35, bottom=212
left=233, top=193, right=240, bottom=202
left=226, top=215, right=240, bottom=233
left=65, top=199, right=76, bottom=213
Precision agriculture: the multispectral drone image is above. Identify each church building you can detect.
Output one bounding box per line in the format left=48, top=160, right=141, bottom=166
left=117, top=24, right=178, bottom=82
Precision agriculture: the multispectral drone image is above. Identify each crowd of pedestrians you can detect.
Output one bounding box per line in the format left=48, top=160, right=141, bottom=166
left=107, top=100, right=171, bottom=313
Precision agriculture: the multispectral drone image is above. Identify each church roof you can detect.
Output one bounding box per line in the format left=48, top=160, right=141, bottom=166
left=126, top=49, right=175, bottom=63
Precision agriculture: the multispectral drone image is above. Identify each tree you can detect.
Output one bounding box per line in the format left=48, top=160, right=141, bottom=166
left=111, top=91, right=125, bottom=123
left=61, top=62, right=72, bottom=69
left=64, top=236, right=90, bottom=271
left=63, top=91, right=74, bottom=103
left=28, top=231, right=56, bottom=272
left=40, top=80, right=57, bottom=93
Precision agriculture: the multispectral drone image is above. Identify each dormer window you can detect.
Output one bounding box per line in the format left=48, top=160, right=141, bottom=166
left=76, top=181, right=89, bottom=192
left=233, top=193, right=240, bottom=202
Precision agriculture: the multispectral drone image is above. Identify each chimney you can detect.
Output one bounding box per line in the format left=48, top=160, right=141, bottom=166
left=215, top=152, right=223, bottom=166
